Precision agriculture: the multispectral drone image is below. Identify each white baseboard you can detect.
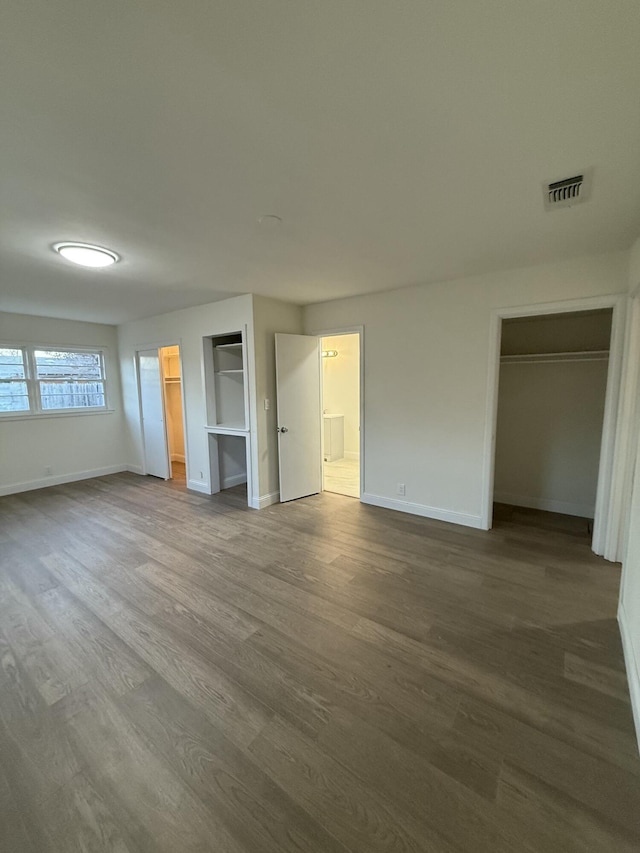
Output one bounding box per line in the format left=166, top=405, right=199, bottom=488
left=0, top=463, right=129, bottom=497
left=187, top=479, right=211, bottom=495
left=494, top=491, right=594, bottom=518
left=249, top=491, right=280, bottom=510
left=171, top=453, right=185, bottom=463
left=361, top=492, right=483, bottom=529
left=618, top=601, right=640, bottom=755
left=344, top=451, right=360, bottom=460
left=127, top=464, right=144, bottom=475
left=221, top=473, right=247, bottom=489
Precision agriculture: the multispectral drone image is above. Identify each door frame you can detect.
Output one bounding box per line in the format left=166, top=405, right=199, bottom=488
left=309, top=325, right=365, bottom=499
left=481, top=294, right=626, bottom=559
left=134, top=340, right=189, bottom=480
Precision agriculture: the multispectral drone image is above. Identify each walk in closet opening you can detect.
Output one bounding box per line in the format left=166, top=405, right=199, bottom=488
left=137, top=343, right=187, bottom=487
left=492, top=308, right=613, bottom=540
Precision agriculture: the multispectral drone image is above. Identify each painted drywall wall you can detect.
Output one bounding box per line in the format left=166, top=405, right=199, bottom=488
left=322, top=333, right=360, bottom=456
left=494, top=360, right=609, bottom=517
left=0, top=311, right=126, bottom=495
left=620, top=416, right=640, bottom=752
left=251, top=295, right=303, bottom=502
left=118, top=295, right=259, bottom=498
left=304, top=250, right=628, bottom=526
left=619, top=236, right=640, bottom=751
left=629, top=236, right=640, bottom=298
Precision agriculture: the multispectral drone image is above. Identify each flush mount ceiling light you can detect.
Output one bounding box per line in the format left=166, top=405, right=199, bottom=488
left=52, top=242, right=120, bottom=268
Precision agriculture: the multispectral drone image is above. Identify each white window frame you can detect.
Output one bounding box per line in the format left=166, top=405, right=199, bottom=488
left=0, top=343, right=110, bottom=419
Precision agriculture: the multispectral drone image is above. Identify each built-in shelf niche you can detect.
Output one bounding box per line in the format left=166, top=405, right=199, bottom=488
left=203, top=331, right=249, bottom=432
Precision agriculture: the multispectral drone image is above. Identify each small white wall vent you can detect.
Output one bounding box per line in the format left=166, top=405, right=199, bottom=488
left=543, top=171, right=591, bottom=211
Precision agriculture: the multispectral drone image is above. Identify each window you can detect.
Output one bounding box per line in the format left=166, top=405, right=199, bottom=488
left=0, top=345, right=108, bottom=416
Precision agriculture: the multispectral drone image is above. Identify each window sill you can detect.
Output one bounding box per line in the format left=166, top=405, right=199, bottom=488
left=0, top=409, right=116, bottom=423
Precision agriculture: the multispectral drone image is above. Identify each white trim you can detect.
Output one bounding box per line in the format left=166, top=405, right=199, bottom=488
left=249, top=490, right=281, bottom=509
left=618, top=601, right=640, bottom=755
left=221, top=472, right=247, bottom=489
left=0, top=464, right=129, bottom=497
left=127, top=464, right=144, bottom=475
left=187, top=478, right=211, bottom=495
left=593, top=296, right=626, bottom=557
left=610, top=296, right=640, bottom=564
left=493, top=492, right=594, bottom=519
left=362, top=492, right=483, bottom=529
left=0, top=408, right=115, bottom=422
left=482, top=294, right=626, bottom=559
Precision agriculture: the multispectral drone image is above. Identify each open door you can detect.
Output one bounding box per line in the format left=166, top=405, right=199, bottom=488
left=275, top=334, right=322, bottom=502
left=138, top=348, right=170, bottom=479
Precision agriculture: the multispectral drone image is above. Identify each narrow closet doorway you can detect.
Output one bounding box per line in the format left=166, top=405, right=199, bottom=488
left=321, top=333, right=360, bottom=497
left=493, top=309, right=613, bottom=538
left=159, top=346, right=186, bottom=487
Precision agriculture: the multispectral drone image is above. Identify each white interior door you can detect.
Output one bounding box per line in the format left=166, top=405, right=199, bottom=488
left=275, top=334, right=322, bottom=502
left=138, top=349, right=170, bottom=479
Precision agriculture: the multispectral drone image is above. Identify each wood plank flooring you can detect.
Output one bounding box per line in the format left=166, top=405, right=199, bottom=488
left=1, top=475, right=639, bottom=852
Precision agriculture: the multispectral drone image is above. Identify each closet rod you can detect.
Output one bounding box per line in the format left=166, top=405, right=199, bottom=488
left=500, top=349, right=609, bottom=365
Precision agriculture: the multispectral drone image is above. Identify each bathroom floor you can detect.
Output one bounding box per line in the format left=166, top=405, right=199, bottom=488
left=323, top=456, right=360, bottom=497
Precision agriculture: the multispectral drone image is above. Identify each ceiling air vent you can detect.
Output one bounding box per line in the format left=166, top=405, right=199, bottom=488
left=543, top=171, right=591, bottom=211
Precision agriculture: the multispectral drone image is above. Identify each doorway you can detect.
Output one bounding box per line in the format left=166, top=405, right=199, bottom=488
left=275, top=329, right=363, bottom=503
left=487, top=304, right=622, bottom=553
left=160, top=346, right=186, bottom=486
left=321, top=333, right=360, bottom=497
left=137, top=344, right=186, bottom=486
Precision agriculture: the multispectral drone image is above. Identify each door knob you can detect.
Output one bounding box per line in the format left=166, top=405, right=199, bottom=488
left=278, top=426, right=289, bottom=433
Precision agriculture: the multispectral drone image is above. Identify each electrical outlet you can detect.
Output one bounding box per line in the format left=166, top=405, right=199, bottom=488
left=264, top=398, right=270, bottom=410
left=45, top=466, right=52, bottom=476
left=397, top=483, right=406, bottom=497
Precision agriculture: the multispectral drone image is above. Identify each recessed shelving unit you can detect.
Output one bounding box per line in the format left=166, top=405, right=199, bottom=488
left=202, top=330, right=251, bottom=500
left=203, top=331, right=248, bottom=431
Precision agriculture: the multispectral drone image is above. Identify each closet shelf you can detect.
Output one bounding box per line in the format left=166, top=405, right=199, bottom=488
left=215, top=342, right=243, bottom=350
left=501, top=349, right=609, bottom=365
left=164, top=376, right=181, bottom=382
left=205, top=423, right=248, bottom=436
left=215, top=369, right=244, bottom=375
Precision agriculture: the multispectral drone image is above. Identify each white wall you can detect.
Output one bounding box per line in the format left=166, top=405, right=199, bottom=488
left=0, top=311, right=126, bottom=495
left=304, top=250, right=628, bottom=526
left=619, top=235, right=640, bottom=751
left=620, top=421, right=640, bottom=751
left=322, top=333, right=360, bottom=456
left=494, top=360, right=609, bottom=517
left=252, top=295, right=303, bottom=502
left=118, top=295, right=258, bottom=498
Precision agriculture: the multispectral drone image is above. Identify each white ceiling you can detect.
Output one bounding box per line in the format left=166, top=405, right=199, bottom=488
left=2, top=1, right=640, bottom=324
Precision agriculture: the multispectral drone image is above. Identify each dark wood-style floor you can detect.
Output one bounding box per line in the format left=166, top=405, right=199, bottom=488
left=1, top=475, right=639, bottom=852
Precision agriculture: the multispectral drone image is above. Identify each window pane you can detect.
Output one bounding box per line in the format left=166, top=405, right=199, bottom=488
left=0, top=381, right=30, bottom=411
left=34, top=350, right=103, bottom=380
left=39, top=381, right=105, bottom=410
left=0, top=348, right=26, bottom=379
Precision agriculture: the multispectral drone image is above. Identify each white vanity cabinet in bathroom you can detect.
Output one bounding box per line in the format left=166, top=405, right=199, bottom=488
left=323, top=413, right=344, bottom=462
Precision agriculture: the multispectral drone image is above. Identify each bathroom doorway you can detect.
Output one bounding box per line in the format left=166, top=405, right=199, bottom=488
left=321, top=333, right=360, bottom=497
